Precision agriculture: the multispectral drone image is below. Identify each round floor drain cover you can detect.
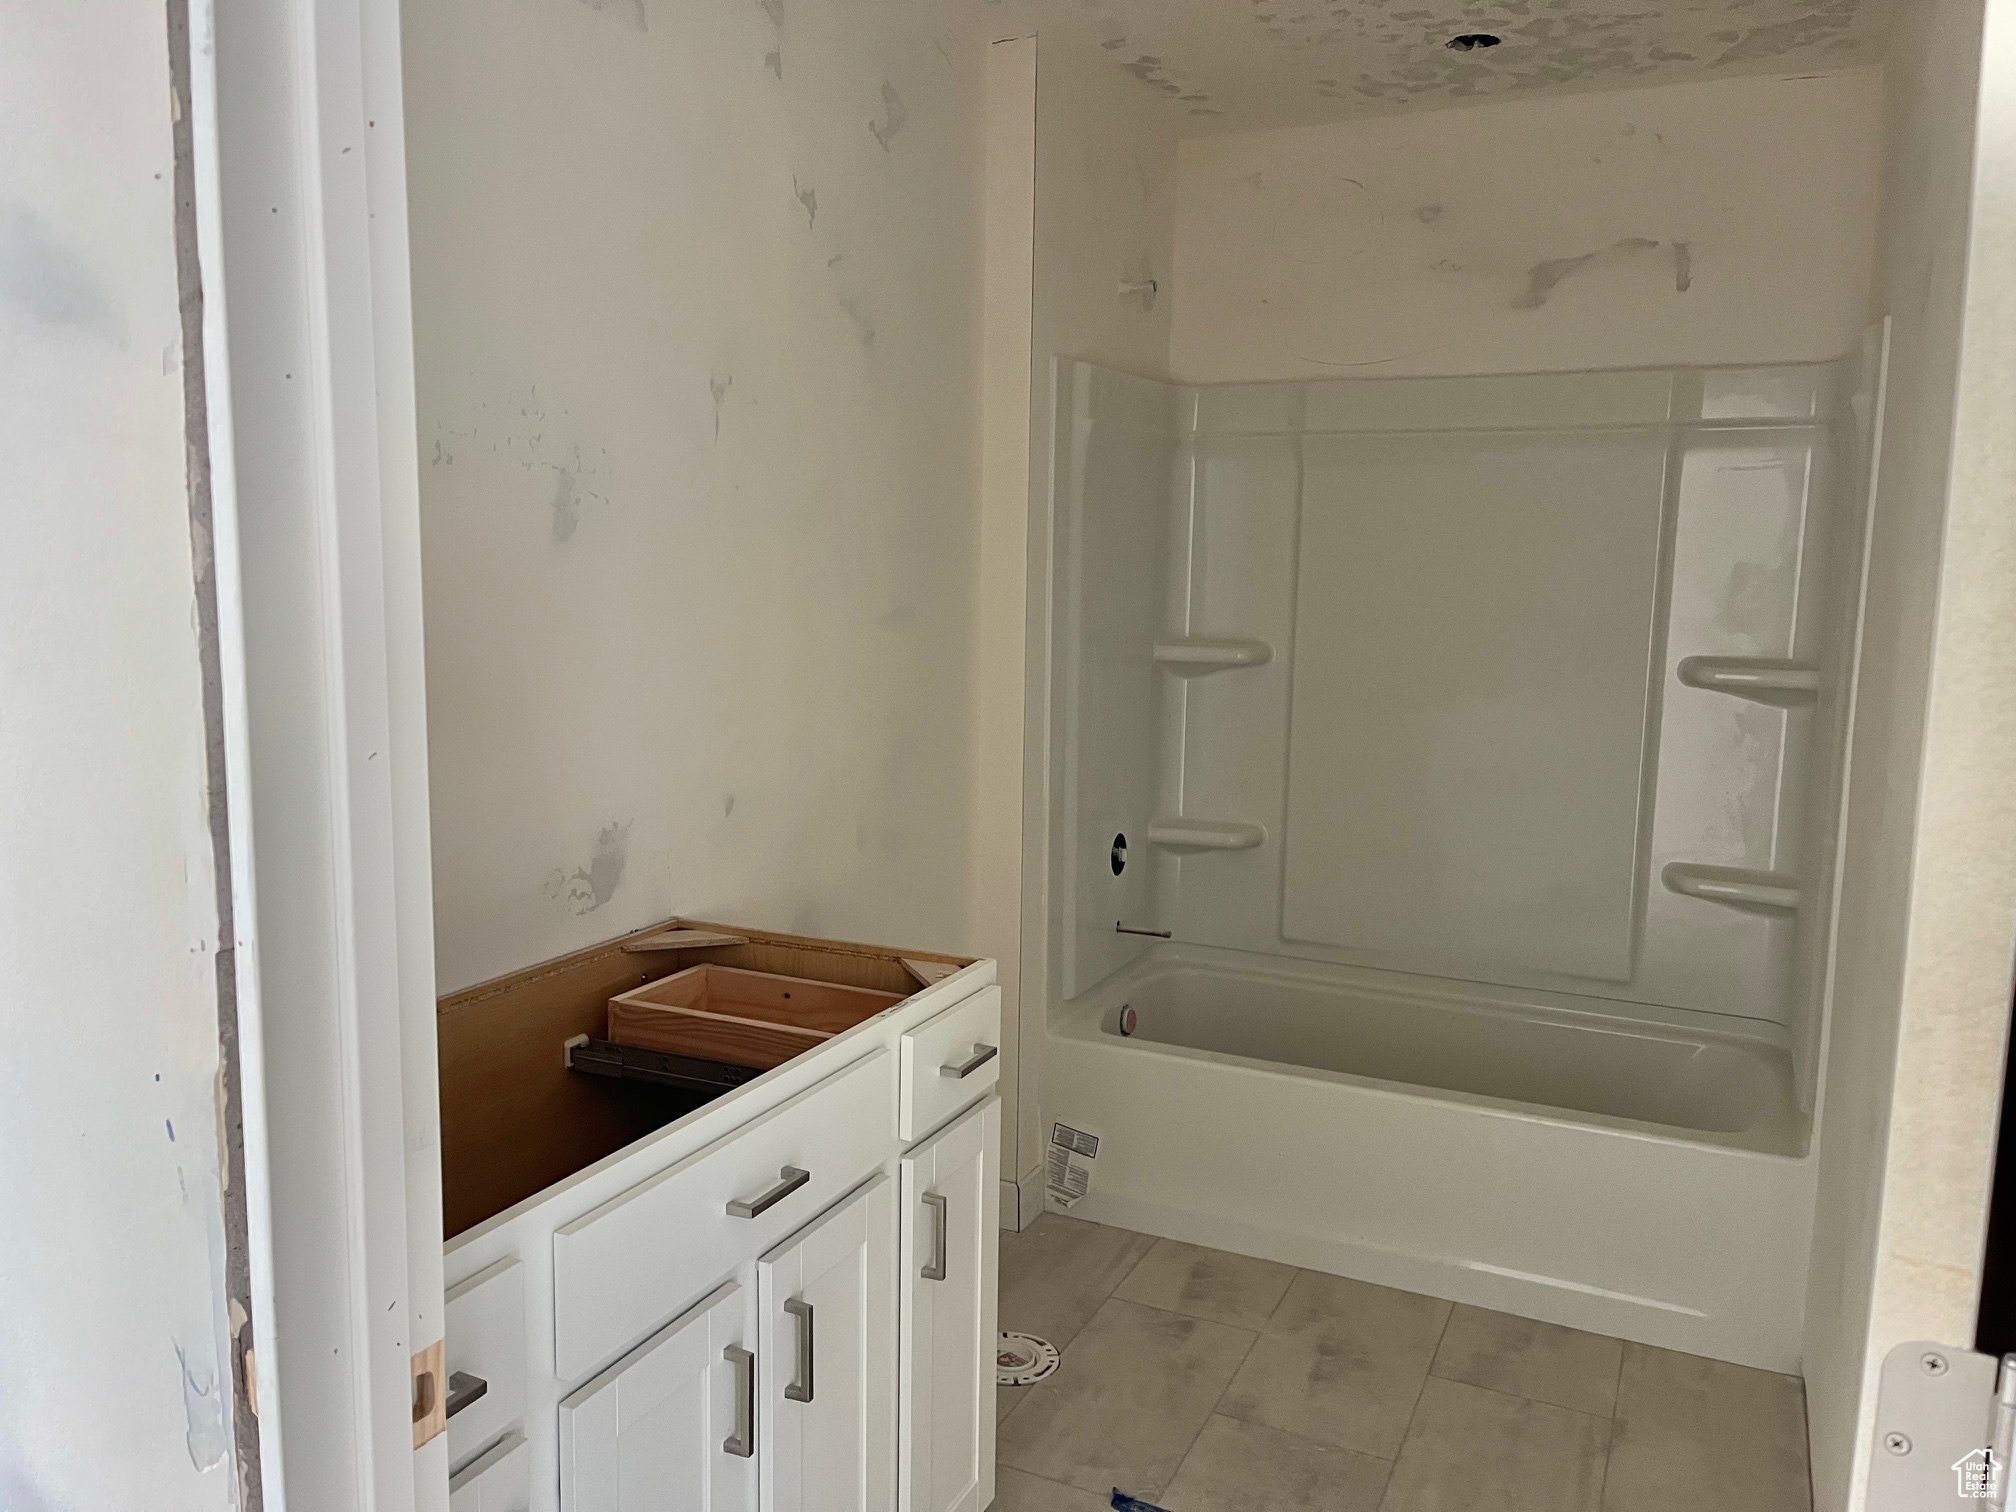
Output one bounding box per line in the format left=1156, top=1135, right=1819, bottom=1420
left=996, top=1331, right=1060, bottom=1387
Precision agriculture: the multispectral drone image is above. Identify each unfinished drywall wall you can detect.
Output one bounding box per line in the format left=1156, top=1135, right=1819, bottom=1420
left=1804, top=4, right=2016, bottom=1509
left=407, top=0, right=991, bottom=991
left=1169, top=68, right=1882, bottom=382
left=0, top=2, right=238, bottom=1506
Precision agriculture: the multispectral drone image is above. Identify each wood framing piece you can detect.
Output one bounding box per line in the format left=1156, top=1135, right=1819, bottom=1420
left=411, top=1338, right=446, bottom=1449
left=620, top=927, right=751, bottom=954
left=902, top=958, right=960, bottom=988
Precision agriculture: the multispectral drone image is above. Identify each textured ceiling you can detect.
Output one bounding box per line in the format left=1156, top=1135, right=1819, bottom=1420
left=981, top=0, right=1893, bottom=130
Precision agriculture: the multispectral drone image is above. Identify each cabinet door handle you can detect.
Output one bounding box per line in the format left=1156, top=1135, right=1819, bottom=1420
left=922, top=1192, right=949, bottom=1282
left=784, top=1298, right=815, bottom=1403
left=444, top=1371, right=488, bottom=1419
left=938, top=1044, right=998, bottom=1080
left=722, top=1346, right=755, bottom=1458
left=727, top=1165, right=810, bottom=1219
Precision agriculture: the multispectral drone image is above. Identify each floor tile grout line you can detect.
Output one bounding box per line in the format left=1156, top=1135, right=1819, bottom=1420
left=1164, top=1314, right=1265, bottom=1495
left=1109, top=1231, right=1162, bottom=1299
left=1196, top=1407, right=1400, bottom=1469
left=1599, top=1340, right=1631, bottom=1508
left=1100, top=1291, right=1272, bottom=1337
left=1416, top=1370, right=1621, bottom=1423
left=998, top=1463, right=1111, bottom=1505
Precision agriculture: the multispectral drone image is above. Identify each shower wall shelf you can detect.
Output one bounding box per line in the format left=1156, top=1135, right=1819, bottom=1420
left=1153, top=638, right=1274, bottom=674
left=1662, top=862, right=1800, bottom=913
left=1676, top=656, right=1820, bottom=704
left=1148, top=820, right=1266, bottom=851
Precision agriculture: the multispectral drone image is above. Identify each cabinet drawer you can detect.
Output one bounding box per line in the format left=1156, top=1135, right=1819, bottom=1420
left=898, top=987, right=1001, bottom=1141
left=449, top=1432, right=529, bottom=1512
left=554, top=1048, right=893, bottom=1382
left=444, top=1257, right=525, bottom=1470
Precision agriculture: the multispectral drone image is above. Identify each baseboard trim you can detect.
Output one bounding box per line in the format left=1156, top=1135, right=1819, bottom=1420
left=999, top=1165, right=1046, bottom=1232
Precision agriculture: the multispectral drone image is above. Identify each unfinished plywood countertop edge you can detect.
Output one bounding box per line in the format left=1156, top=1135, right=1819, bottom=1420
left=438, top=917, right=976, bottom=1016
left=676, top=917, right=971, bottom=968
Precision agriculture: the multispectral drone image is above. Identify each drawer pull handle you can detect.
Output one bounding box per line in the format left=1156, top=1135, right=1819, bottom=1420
left=444, top=1371, right=488, bottom=1419
left=723, top=1346, right=755, bottom=1458
left=922, top=1192, right=949, bottom=1282
left=727, top=1165, right=811, bottom=1219
left=939, top=1044, right=998, bottom=1080
left=784, top=1298, right=815, bottom=1404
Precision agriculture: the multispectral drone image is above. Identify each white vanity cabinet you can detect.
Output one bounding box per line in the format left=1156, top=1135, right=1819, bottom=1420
left=438, top=921, right=1002, bottom=1512
left=899, top=1100, right=1000, bottom=1512
left=759, top=1175, right=897, bottom=1512
left=558, top=1284, right=755, bottom=1512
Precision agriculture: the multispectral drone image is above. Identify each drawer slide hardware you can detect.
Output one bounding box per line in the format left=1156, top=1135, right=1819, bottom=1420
left=785, top=1299, right=815, bottom=1403
left=939, top=1044, right=998, bottom=1080
left=922, top=1192, right=949, bottom=1282
left=723, top=1346, right=755, bottom=1458
left=444, top=1371, right=488, bottom=1420
left=566, top=1035, right=760, bottom=1096
left=727, top=1166, right=811, bottom=1220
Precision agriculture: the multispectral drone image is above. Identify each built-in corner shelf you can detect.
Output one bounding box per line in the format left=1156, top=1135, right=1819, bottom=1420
left=1153, top=638, right=1274, bottom=675
left=1677, top=656, right=1820, bottom=705
left=1147, top=820, right=1266, bottom=851
left=1662, top=862, right=1800, bottom=914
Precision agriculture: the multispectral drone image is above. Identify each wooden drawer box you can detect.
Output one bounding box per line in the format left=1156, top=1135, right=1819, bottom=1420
left=608, top=965, right=904, bottom=1072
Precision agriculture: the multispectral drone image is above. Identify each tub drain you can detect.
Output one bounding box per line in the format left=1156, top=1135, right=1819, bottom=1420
left=997, top=1331, right=1060, bottom=1387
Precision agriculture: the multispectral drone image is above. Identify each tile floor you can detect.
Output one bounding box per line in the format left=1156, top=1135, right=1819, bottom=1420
left=994, top=1215, right=1812, bottom=1512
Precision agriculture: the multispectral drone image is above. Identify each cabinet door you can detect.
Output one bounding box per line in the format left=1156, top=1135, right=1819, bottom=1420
left=759, top=1173, right=896, bottom=1512
left=559, top=1282, right=757, bottom=1512
left=898, top=1099, right=999, bottom=1512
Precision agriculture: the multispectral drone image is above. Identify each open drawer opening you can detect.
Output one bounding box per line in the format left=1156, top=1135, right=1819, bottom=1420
left=437, top=918, right=973, bottom=1239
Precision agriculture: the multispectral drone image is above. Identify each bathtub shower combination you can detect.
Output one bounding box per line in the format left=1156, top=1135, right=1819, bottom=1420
left=1039, top=350, right=1881, bottom=1370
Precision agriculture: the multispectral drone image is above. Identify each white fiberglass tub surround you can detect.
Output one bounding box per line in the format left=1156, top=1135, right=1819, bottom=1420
left=1040, top=354, right=1882, bottom=1372
left=1046, top=944, right=1815, bottom=1369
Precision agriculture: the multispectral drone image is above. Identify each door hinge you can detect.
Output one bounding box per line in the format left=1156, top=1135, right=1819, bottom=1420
left=1867, top=1339, right=2016, bottom=1506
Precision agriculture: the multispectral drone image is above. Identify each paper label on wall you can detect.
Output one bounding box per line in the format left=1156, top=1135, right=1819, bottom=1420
left=1046, top=1121, right=1102, bottom=1210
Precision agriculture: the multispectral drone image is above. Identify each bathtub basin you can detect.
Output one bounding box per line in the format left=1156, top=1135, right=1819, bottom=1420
left=1042, top=943, right=1815, bottom=1370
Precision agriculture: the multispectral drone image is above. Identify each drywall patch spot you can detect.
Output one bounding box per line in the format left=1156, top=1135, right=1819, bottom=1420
left=1512, top=237, right=1668, bottom=310
left=838, top=295, right=876, bottom=348
left=1513, top=251, right=1598, bottom=310
left=869, top=82, right=909, bottom=150
left=1673, top=240, right=1694, bottom=293
left=724, top=793, right=736, bottom=816
left=549, top=468, right=581, bottom=542
left=547, top=820, right=633, bottom=914
left=1416, top=204, right=1444, bottom=224
left=757, top=0, right=783, bottom=75
left=0, top=201, right=126, bottom=345
left=710, top=373, right=732, bottom=439
left=176, top=1339, right=229, bottom=1472
left=794, top=178, right=818, bottom=227
left=578, top=0, right=647, bottom=31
